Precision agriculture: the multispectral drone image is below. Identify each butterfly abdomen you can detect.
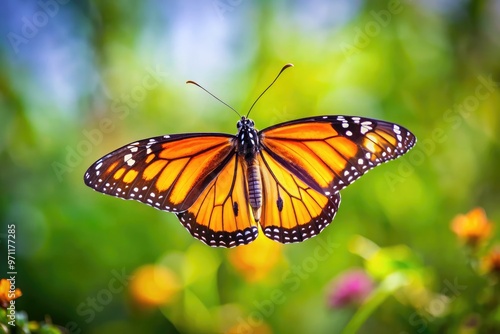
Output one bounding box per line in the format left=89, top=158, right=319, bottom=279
left=247, top=161, right=262, bottom=221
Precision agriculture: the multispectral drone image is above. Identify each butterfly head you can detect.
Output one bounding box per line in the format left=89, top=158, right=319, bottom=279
left=236, top=116, right=255, bottom=130
left=236, top=116, right=260, bottom=160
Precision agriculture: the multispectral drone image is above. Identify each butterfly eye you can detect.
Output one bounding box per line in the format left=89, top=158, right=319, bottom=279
left=237, top=121, right=242, bottom=129
left=249, top=120, right=255, bottom=127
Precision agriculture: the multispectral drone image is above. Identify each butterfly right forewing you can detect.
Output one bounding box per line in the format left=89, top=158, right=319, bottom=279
left=260, top=115, right=416, bottom=194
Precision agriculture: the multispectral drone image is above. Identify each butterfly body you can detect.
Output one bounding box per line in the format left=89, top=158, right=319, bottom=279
left=235, top=116, right=263, bottom=221
left=84, top=115, right=416, bottom=247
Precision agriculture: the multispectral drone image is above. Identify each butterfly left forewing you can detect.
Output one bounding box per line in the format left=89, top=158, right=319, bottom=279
left=84, top=133, right=235, bottom=212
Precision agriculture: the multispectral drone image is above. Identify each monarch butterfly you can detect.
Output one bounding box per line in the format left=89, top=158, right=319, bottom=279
left=84, top=64, right=416, bottom=247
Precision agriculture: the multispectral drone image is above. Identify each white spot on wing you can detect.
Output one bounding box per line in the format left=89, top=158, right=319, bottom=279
left=129, top=146, right=138, bottom=153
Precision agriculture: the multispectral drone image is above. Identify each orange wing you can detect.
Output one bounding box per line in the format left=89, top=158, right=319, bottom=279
left=84, top=133, right=257, bottom=247
left=258, top=150, right=341, bottom=243
left=176, top=156, right=258, bottom=247
left=84, top=133, right=235, bottom=213
left=260, top=115, right=416, bottom=195
left=258, top=115, right=416, bottom=243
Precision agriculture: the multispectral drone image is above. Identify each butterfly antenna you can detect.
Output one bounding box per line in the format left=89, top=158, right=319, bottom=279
left=246, top=63, right=294, bottom=118
left=186, top=80, right=241, bottom=118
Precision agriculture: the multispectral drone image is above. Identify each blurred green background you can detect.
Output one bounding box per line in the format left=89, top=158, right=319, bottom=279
left=1, top=0, right=499, bottom=333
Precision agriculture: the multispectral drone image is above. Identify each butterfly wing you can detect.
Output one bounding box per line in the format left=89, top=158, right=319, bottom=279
left=258, top=115, right=416, bottom=243
left=258, top=151, right=341, bottom=243
left=176, top=156, right=258, bottom=247
left=84, top=133, right=236, bottom=213
left=260, top=115, right=416, bottom=194
left=84, top=133, right=258, bottom=247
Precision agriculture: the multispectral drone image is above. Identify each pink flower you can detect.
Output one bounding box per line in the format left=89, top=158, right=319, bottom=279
left=327, top=269, right=374, bottom=308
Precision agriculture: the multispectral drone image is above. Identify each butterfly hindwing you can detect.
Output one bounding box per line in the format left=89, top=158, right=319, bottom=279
left=258, top=150, right=341, bottom=243
left=84, top=133, right=235, bottom=212
left=260, top=115, right=416, bottom=194
left=176, top=156, right=259, bottom=247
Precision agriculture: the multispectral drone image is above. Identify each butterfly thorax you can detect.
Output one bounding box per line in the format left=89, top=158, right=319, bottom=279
left=236, top=117, right=261, bottom=162
left=236, top=117, right=263, bottom=221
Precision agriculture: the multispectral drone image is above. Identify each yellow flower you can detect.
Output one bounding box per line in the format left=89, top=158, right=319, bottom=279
left=229, top=233, right=283, bottom=282
left=225, top=322, right=272, bottom=334
left=0, top=278, right=22, bottom=308
left=451, top=208, right=493, bottom=246
left=481, top=246, right=500, bottom=275
left=129, top=265, right=180, bottom=308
